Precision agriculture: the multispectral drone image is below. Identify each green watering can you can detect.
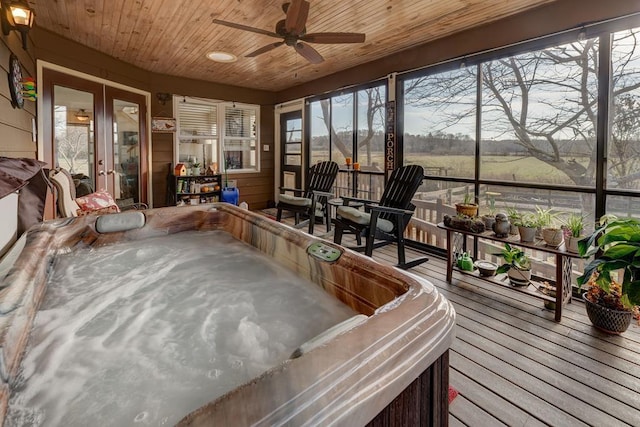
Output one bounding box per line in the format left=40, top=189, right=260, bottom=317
left=457, top=252, right=475, bottom=271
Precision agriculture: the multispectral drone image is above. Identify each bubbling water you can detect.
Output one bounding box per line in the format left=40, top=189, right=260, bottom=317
left=6, top=230, right=357, bottom=426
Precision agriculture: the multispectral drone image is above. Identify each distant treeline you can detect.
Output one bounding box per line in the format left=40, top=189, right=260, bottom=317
left=311, top=131, right=597, bottom=156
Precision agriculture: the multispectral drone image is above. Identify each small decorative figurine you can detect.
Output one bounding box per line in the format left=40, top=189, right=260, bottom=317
left=174, top=163, right=187, bottom=176
left=493, top=212, right=511, bottom=238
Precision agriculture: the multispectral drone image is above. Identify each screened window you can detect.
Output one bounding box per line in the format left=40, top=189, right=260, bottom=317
left=331, top=94, right=354, bottom=166
left=223, top=106, right=258, bottom=170
left=609, top=27, right=640, bottom=192
left=398, top=27, right=628, bottom=253
left=481, top=39, right=598, bottom=187
left=307, top=83, right=386, bottom=198
left=403, top=67, right=477, bottom=179
left=357, top=87, right=386, bottom=169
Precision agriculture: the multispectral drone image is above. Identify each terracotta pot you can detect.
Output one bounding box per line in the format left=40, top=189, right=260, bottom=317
left=455, top=203, right=478, bottom=217
left=583, top=293, right=632, bottom=334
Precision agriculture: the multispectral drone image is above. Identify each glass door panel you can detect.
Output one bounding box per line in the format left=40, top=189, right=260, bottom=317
left=105, top=86, right=148, bottom=206
left=43, top=69, right=148, bottom=218
left=52, top=86, right=96, bottom=196
left=112, top=99, right=141, bottom=202
left=281, top=111, right=303, bottom=189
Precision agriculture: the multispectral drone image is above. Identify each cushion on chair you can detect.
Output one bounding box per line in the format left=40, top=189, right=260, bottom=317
left=75, top=191, right=121, bottom=215
left=279, top=193, right=313, bottom=207
left=337, top=206, right=394, bottom=233
left=49, top=169, right=81, bottom=217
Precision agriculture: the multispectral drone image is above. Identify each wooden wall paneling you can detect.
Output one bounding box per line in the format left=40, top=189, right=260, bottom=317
left=0, top=127, right=35, bottom=153
left=150, top=133, right=174, bottom=208
left=0, top=31, right=37, bottom=159
left=33, top=28, right=152, bottom=92
left=149, top=84, right=174, bottom=208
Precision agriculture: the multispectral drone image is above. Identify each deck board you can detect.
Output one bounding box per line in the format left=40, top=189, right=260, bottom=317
left=288, top=219, right=640, bottom=427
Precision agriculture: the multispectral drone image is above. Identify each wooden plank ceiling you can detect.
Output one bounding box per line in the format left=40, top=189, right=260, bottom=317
left=33, top=0, right=557, bottom=92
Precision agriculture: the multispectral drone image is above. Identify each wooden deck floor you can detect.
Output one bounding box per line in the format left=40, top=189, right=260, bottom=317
left=283, top=219, right=640, bottom=426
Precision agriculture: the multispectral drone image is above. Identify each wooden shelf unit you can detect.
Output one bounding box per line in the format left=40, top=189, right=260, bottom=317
left=437, top=222, right=583, bottom=321
left=173, top=174, right=222, bottom=205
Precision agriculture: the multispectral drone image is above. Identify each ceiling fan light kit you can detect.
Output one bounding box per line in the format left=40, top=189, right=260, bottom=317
left=212, top=0, right=365, bottom=64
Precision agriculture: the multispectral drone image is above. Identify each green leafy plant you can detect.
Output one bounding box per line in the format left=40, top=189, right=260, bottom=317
left=461, top=192, right=476, bottom=205
left=563, top=212, right=586, bottom=238
left=514, top=213, right=537, bottom=228
left=505, top=206, right=519, bottom=219
left=495, top=243, right=531, bottom=274
left=505, top=206, right=521, bottom=225
left=577, top=215, right=640, bottom=309
left=533, top=206, right=558, bottom=228
left=484, top=195, right=496, bottom=216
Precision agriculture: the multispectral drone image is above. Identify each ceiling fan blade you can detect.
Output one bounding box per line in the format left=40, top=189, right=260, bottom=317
left=294, top=42, right=323, bottom=64
left=302, top=32, right=366, bottom=44
left=213, top=19, right=281, bottom=39
left=246, top=42, right=284, bottom=57
left=285, top=0, right=310, bottom=35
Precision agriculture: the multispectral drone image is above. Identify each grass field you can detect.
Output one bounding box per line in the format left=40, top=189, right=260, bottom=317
left=312, top=152, right=587, bottom=185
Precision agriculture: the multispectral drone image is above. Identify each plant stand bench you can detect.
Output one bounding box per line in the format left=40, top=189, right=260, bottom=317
left=437, top=222, right=583, bottom=321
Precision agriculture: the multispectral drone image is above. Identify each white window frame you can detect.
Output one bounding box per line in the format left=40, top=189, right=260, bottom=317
left=174, top=96, right=260, bottom=174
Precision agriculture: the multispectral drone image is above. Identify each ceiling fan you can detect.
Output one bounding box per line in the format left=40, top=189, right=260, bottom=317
left=212, top=0, right=366, bottom=64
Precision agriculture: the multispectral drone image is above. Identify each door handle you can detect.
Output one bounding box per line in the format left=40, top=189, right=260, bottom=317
left=107, top=170, right=115, bottom=175
left=98, top=170, right=105, bottom=176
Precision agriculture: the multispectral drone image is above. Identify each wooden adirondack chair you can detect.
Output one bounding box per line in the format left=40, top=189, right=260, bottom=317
left=332, top=164, right=428, bottom=269
left=276, top=161, right=339, bottom=234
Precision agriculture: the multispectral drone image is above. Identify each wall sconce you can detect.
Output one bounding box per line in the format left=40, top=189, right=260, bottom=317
left=156, top=92, right=171, bottom=106
left=1, top=0, right=35, bottom=50
left=75, top=109, right=90, bottom=122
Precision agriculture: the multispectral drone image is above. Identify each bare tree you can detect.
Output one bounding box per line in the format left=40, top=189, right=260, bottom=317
left=357, top=87, right=385, bottom=164
left=56, top=125, right=89, bottom=174
left=315, top=86, right=385, bottom=163
left=403, top=28, right=640, bottom=188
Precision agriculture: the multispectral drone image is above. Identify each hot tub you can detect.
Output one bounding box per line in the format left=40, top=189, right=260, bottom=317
left=0, top=204, right=455, bottom=426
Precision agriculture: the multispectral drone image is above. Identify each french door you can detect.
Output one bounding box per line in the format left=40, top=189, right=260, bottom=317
left=42, top=69, right=148, bottom=217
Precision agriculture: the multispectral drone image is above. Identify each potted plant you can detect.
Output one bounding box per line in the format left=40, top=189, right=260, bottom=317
left=455, top=192, right=478, bottom=217
left=541, top=218, right=564, bottom=248
left=577, top=215, right=640, bottom=334
left=481, top=195, right=497, bottom=230
left=190, top=158, right=201, bottom=176
left=534, top=206, right=562, bottom=245
left=506, top=206, right=521, bottom=235
left=496, top=243, right=532, bottom=286
left=562, top=212, right=586, bottom=253
left=514, top=213, right=537, bottom=243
